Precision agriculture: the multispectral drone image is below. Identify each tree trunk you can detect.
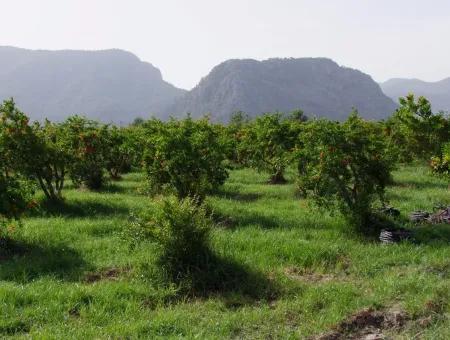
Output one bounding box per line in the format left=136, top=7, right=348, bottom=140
left=268, top=170, right=287, bottom=184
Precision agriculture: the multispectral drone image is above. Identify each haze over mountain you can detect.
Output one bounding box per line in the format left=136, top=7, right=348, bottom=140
left=0, top=46, right=185, bottom=123
left=0, top=47, right=400, bottom=123
left=381, top=78, right=450, bottom=113
left=167, top=58, right=398, bottom=122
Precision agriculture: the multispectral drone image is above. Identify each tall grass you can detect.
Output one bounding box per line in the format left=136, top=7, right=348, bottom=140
left=0, top=165, right=448, bottom=338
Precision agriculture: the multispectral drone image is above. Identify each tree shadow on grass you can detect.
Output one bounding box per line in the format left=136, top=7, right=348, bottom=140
left=213, top=210, right=281, bottom=230
left=0, top=238, right=89, bottom=283
left=213, top=209, right=332, bottom=231
left=391, top=178, right=448, bottom=191
left=97, top=184, right=129, bottom=194
left=160, top=249, right=279, bottom=306
left=214, top=188, right=262, bottom=203
left=96, top=183, right=144, bottom=195
left=29, top=198, right=130, bottom=219
left=412, top=224, right=450, bottom=245
left=0, top=319, right=31, bottom=337
left=336, top=212, right=450, bottom=246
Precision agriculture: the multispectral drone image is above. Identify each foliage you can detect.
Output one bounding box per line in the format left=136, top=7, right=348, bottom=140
left=0, top=173, right=35, bottom=233
left=219, top=111, right=251, bottom=167
left=241, top=113, right=300, bottom=183
left=297, top=112, right=393, bottom=230
left=61, top=116, right=109, bottom=190
left=0, top=106, right=35, bottom=233
left=288, top=109, right=308, bottom=123
left=385, top=94, right=450, bottom=162
left=131, top=117, right=145, bottom=126
left=430, top=142, right=450, bottom=178
left=130, top=196, right=212, bottom=285
left=0, top=99, right=67, bottom=201
left=0, top=99, right=39, bottom=174
left=32, top=120, right=70, bottom=201
left=104, top=126, right=137, bottom=180
left=143, top=117, right=228, bottom=201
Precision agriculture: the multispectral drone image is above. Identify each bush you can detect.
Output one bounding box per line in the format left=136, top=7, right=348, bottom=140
left=297, top=112, right=393, bottom=231
left=430, top=142, right=450, bottom=178
left=0, top=100, right=36, bottom=233
left=241, top=113, right=300, bottom=184
left=33, top=120, right=70, bottom=201
left=0, top=100, right=69, bottom=201
left=143, top=117, right=228, bottom=201
left=104, top=126, right=137, bottom=180
left=0, top=141, right=35, bottom=236
left=222, top=111, right=252, bottom=167
left=61, top=116, right=109, bottom=190
left=0, top=99, right=38, bottom=174
left=385, top=94, right=450, bottom=162
left=0, top=174, right=34, bottom=230
left=130, top=196, right=212, bottom=285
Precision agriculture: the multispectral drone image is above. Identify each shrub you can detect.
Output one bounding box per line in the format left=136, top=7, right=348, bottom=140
left=0, top=99, right=37, bottom=173
left=241, top=113, right=300, bottom=184
left=33, top=120, right=70, bottom=201
left=130, top=196, right=212, bottom=285
left=0, top=174, right=34, bottom=231
left=223, top=111, right=252, bottom=166
left=385, top=94, right=450, bottom=161
left=0, top=128, right=35, bottom=235
left=0, top=100, right=69, bottom=201
left=430, top=142, right=450, bottom=178
left=104, top=126, right=137, bottom=180
left=297, top=112, right=393, bottom=231
left=143, top=117, right=228, bottom=201
left=61, top=116, right=109, bottom=190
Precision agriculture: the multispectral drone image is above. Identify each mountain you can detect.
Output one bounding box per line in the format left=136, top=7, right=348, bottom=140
left=166, top=58, right=397, bottom=122
left=0, top=46, right=185, bottom=123
left=380, top=78, right=450, bottom=113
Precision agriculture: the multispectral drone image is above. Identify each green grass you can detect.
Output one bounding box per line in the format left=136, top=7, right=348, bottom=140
left=0, top=165, right=449, bottom=339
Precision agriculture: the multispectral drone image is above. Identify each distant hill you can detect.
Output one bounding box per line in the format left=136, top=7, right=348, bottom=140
left=166, top=58, right=397, bottom=122
left=0, top=46, right=185, bottom=123
left=381, top=78, right=450, bottom=113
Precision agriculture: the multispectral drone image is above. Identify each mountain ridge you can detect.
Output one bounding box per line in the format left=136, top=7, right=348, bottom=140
left=380, top=78, right=450, bottom=112
left=0, top=47, right=400, bottom=122
left=166, top=57, right=397, bottom=122
left=0, top=46, right=186, bottom=123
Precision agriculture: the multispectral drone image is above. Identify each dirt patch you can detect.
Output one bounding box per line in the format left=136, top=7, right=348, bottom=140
left=284, top=267, right=340, bottom=283
left=84, top=266, right=130, bottom=283
left=313, top=307, right=408, bottom=340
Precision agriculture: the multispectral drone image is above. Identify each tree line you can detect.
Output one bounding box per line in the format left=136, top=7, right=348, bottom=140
left=1, top=94, right=449, bottom=237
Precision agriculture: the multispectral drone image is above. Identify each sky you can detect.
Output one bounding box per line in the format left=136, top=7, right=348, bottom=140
left=1, top=0, right=449, bottom=90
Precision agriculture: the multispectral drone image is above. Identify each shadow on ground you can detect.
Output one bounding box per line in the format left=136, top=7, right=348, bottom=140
left=213, top=210, right=281, bottom=230
left=0, top=238, right=89, bottom=282
left=214, top=188, right=262, bottom=203
left=29, top=199, right=130, bottom=219
left=96, top=184, right=130, bottom=194
left=213, top=209, right=334, bottom=231
left=391, top=179, right=448, bottom=190
left=413, top=224, right=450, bottom=245
left=146, top=249, right=279, bottom=307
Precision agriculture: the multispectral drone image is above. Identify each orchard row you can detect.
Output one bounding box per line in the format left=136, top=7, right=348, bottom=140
left=1, top=94, right=449, bottom=233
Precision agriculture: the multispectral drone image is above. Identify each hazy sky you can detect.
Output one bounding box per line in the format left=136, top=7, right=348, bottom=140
left=1, top=0, right=449, bottom=89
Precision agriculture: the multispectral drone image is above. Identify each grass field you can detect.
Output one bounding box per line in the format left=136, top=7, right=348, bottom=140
left=0, top=165, right=449, bottom=339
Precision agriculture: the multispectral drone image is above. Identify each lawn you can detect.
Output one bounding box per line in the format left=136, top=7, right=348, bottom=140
left=0, top=165, right=449, bottom=339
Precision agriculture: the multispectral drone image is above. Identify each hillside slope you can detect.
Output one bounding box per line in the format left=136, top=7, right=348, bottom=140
left=381, top=78, right=450, bottom=113
left=0, top=46, right=185, bottom=123
left=167, top=58, right=397, bottom=122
